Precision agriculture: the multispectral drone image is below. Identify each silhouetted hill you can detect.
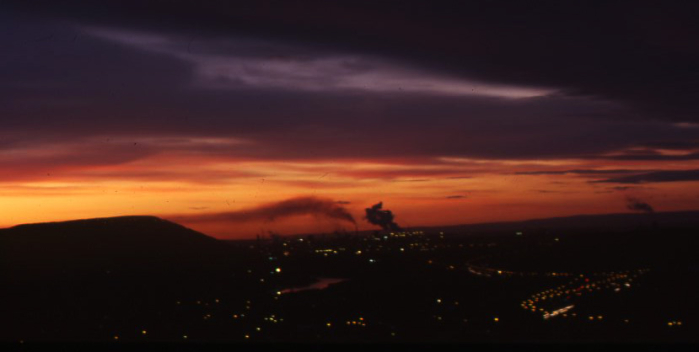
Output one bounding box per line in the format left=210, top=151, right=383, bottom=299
left=0, top=216, right=231, bottom=281
left=416, top=211, right=699, bottom=235
left=0, top=216, right=265, bottom=341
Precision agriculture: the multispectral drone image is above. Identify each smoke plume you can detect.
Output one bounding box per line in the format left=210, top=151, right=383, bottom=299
left=365, top=202, right=401, bottom=231
left=173, top=196, right=355, bottom=224
left=626, top=196, right=655, bottom=213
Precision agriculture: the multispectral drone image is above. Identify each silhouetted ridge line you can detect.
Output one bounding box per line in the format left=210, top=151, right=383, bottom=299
left=0, top=215, right=229, bottom=280
left=2, top=215, right=216, bottom=241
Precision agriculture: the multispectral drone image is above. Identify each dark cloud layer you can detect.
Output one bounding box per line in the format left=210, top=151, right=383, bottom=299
left=1, top=1, right=698, bottom=172
left=605, top=153, right=699, bottom=161
left=7, top=0, right=699, bottom=121
left=516, top=169, right=652, bottom=176
left=594, top=169, right=699, bottom=184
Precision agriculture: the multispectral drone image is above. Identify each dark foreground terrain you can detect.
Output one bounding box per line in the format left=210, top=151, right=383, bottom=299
left=1, top=213, right=699, bottom=346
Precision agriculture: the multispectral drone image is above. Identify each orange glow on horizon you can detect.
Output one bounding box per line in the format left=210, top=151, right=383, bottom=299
left=2, top=153, right=699, bottom=239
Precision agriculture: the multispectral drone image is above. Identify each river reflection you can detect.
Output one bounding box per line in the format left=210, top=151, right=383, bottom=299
left=279, top=277, right=348, bottom=294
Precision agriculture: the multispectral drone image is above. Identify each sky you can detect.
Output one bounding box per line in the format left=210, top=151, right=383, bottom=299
left=1, top=1, right=699, bottom=238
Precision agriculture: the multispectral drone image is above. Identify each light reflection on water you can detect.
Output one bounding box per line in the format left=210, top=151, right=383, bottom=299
left=279, top=277, right=348, bottom=294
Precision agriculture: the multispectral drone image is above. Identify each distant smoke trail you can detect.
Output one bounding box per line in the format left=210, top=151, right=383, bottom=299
left=626, top=196, right=655, bottom=213
left=365, top=202, right=401, bottom=231
left=174, top=196, right=355, bottom=224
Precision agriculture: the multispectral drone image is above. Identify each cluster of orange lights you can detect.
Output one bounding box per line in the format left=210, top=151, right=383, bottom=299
left=521, top=269, right=650, bottom=320
left=345, top=317, right=367, bottom=327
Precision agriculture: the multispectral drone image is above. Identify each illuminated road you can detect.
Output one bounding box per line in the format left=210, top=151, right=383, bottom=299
left=465, top=261, right=650, bottom=320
